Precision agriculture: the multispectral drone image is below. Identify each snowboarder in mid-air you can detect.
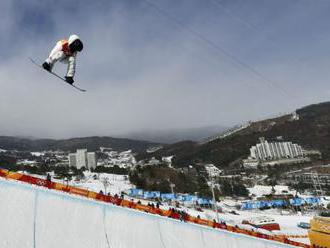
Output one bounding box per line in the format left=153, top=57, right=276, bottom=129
left=42, top=34, right=83, bottom=85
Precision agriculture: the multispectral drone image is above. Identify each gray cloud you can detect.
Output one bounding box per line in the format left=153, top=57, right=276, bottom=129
left=1, top=0, right=330, bottom=139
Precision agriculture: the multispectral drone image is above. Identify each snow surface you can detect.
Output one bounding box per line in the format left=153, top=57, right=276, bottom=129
left=31, top=152, right=45, bottom=157
left=26, top=172, right=314, bottom=244
left=70, top=172, right=133, bottom=195
left=248, top=185, right=296, bottom=198
left=0, top=178, right=295, bottom=248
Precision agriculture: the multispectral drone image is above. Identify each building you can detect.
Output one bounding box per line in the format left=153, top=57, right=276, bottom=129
left=162, top=156, right=174, bottom=167
left=68, top=149, right=97, bottom=169
left=68, top=153, right=77, bottom=167
left=76, top=149, right=87, bottom=169
left=242, top=216, right=280, bottom=231
left=243, top=137, right=307, bottom=167
left=204, top=164, right=223, bottom=178
left=87, top=152, right=96, bottom=169
left=147, top=157, right=161, bottom=166
left=250, top=137, right=304, bottom=161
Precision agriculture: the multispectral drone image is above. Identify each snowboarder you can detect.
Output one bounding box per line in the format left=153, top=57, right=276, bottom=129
left=42, top=34, right=83, bottom=85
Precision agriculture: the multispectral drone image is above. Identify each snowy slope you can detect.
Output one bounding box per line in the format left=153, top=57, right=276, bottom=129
left=0, top=178, right=295, bottom=248
left=72, top=172, right=133, bottom=195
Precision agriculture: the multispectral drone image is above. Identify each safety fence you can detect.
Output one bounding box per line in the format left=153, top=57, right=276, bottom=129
left=241, top=197, right=321, bottom=210
left=0, top=168, right=310, bottom=248
left=129, top=189, right=213, bottom=205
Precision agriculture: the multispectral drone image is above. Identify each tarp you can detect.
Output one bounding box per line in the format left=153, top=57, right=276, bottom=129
left=128, top=190, right=214, bottom=205
left=182, top=195, right=198, bottom=202
left=143, top=191, right=161, bottom=199
left=197, top=198, right=213, bottom=205
left=242, top=197, right=320, bottom=209
left=160, top=193, right=176, bottom=200
left=129, top=189, right=144, bottom=197
left=290, top=198, right=304, bottom=206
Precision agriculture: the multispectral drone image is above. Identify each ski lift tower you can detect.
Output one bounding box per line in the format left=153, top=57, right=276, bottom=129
left=207, top=172, right=220, bottom=223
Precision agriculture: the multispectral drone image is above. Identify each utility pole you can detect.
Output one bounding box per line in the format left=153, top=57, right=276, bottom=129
left=167, top=179, right=175, bottom=206
left=211, top=178, right=219, bottom=223
left=208, top=171, right=219, bottom=223
left=102, top=177, right=110, bottom=195
left=170, top=183, right=175, bottom=194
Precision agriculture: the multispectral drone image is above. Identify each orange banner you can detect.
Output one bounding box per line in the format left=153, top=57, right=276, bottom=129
left=69, top=186, right=89, bottom=197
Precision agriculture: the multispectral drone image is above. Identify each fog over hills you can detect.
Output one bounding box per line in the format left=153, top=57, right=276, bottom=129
left=125, top=126, right=229, bottom=143
left=0, top=136, right=158, bottom=153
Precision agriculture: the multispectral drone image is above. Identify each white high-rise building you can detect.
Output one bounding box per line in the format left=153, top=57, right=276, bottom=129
left=68, top=149, right=97, bottom=169
left=249, top=138, right=304, bottom=161
left=76, top=149, right=87, bottom=169
left=68, top=153, right=77, bottom=167
left=87, top=152, right=96, bottom=169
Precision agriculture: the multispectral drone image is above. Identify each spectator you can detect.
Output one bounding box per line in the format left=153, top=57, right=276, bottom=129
left=46, top=173, right=51, bottom=182
left=212, top=219, right=217, bottom=228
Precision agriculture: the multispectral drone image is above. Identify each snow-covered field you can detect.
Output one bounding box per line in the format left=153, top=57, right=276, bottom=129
left=248, top=185, right=296, bottom=197
left=29, top=171, right=133, bottom=196
left=0, top=178, right=296, bottom=248
left=70, top=171, right=133, bottom=195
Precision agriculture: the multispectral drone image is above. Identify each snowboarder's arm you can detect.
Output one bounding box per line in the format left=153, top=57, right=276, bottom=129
left=45, top=41, right=63, bottom=69
left=66, top=54, right=76, bottom=78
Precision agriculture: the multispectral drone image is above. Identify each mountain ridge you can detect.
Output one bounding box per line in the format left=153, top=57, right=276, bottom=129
left=0, top=136, right=159, bottom=153
left=137, top=101, right=330, bottom=168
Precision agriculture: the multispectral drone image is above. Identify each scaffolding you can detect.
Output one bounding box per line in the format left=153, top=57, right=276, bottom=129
left=310, top=172, right=323, bottom=196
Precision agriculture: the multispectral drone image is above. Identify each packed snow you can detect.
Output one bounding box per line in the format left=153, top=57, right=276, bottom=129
left=248, top=185, right=296, bottom=198
left=29, top=172, right=316, bottom=245
left=71, top=171, right=133, bottom=195
left=0, top=178, right=296, bottom=248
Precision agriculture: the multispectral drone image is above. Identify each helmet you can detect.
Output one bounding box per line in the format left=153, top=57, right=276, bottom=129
left=69, top=39, right=83, bottom=52
left=68, top=34, right=83, bottom=52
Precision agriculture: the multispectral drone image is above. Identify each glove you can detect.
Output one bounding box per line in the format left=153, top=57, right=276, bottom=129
left=42, top=62, right=51, bottom=72
left=65, top=76, right=74, bottom=85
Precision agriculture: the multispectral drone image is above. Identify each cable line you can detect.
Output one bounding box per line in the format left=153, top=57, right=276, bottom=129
left=208, top=0, right=305, bottom=68
left=142, top=0, right=291, bottom=98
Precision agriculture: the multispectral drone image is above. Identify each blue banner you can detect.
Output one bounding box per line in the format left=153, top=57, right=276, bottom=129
left=143, top=191, right=161, bottom=199
left=128, top=189, right=144, bottom=197
left=160, top=193, right=176, bottom=200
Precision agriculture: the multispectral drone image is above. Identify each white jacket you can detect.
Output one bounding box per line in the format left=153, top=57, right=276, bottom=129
left=45, top=35, right=80, bottom=77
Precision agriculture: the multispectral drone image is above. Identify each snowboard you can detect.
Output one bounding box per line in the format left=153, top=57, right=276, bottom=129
left=29, top=58, right=86, bottom=92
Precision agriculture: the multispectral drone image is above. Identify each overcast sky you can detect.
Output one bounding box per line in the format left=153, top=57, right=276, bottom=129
left=1, top=0, right=330, bottom=139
